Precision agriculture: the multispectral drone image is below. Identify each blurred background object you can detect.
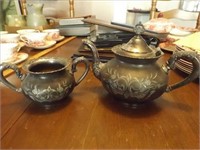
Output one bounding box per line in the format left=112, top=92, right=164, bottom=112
left=69, top=0, right=74, bottom=18
left=28, top=0, right=75, bottom=18
left=179, top=0, right=200, bottom=29
left=0, top=0, right=17, bottom=31
left=179, top=0, right=200, bottom=12
left=19, top=0, right=27, bottom=15
left=1, top=0, right=200, bottom=31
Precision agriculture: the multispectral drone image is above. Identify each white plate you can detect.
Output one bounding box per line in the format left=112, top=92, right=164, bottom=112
left=26, top=40, right=56, bottom=50
left=175, top=62, right=192, bottom=74
left=169, top=28, right=191, bottom=36
left=55, top=36, right=65, bottom=42
left=1, top=52, right=28, bottom=64
left=159, top=43, right=176, bottom=53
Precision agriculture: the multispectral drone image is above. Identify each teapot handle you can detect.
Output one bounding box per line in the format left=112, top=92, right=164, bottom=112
left=0, top=63, right=24, bottom=92
left=149, top=37, right=160, bottom=47
left=164, top=51, right=199, bottom=92
left=46, top=17, right=56, bottom=26
left=71, top=56, right=90, bottom=86
left=20, top=35, right=29, bottom=45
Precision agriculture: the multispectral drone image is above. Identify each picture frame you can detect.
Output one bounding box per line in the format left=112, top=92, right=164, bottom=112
left=14, top=0, right=23, bottom=15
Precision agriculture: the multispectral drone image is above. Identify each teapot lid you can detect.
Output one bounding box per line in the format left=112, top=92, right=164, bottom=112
left=112, top=23, right=162, bottom=59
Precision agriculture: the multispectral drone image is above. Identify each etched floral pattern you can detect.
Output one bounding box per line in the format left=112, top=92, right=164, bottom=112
left=101, top=68, right=165, bottom=100
left=23, top=80, right=73, bottom=102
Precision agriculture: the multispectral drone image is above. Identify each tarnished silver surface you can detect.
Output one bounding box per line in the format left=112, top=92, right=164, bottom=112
left=0, top=56, right=89, bottom=105
left=83, top=23, right=200, bottom=105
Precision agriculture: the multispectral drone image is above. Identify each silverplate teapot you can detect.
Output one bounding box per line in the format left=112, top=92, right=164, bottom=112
left=83, top=23, right=200, bottom=106
left=0, top=57, right=89, bottom=106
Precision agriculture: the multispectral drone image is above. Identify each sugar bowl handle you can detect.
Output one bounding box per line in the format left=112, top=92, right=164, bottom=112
left=71, top=56, right=90, bottom=86
left=0, top=63, right=25, bottom=92
left=164, top=51, right=199, bottom=92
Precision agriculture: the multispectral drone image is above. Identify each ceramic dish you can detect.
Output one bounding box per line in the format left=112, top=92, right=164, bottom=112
left=174, top=42, right=199, bottom=76
left=178, top=59, right=193, bottom=68
left=144, top=30, right=169, bottom=42
left=175, top=26, right=197, bottom=32
left=1, top=52, right=28, bottom=64
left=159, top=42, right=176, bottom=52
left=176, top=45, right=200, bottom=55
left=25, top=40, right=56, bottom=50
left=144, top=18, right=174, bottom=33
left=175, top=62, right=192, bottom=74
left=55, top=36, right=65, bottom=42
left=169, top=28, right=191, bottom=36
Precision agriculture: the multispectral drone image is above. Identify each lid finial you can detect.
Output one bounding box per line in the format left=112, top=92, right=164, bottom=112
left=133, top=22, right=145, bottom=35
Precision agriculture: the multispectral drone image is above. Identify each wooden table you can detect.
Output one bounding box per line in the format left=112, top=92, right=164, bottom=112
left=1, top=37, right=199, bottom=149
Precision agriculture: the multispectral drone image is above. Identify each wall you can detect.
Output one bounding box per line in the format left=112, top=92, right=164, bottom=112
left=26, top=0, right=197, bottom=28
left=34, top=0, right=180, bottom=21
left=74, top=0, right=180, bottom=23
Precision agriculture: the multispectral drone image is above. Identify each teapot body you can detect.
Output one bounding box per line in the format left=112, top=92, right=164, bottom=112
left=83, top=35, right=199, bottom=106
left=99, top=58, right=168, bottom=104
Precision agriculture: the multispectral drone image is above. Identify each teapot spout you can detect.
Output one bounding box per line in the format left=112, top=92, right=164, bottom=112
left=82, top=39, right=103, bottom=79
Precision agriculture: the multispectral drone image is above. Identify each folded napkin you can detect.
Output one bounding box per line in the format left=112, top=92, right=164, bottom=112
left=174, top=32, right=200, bottom=52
